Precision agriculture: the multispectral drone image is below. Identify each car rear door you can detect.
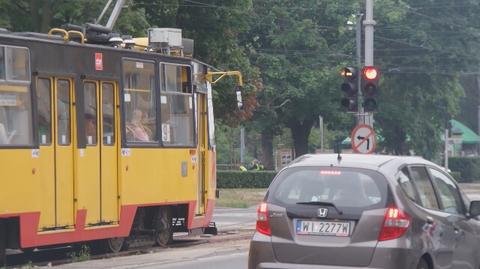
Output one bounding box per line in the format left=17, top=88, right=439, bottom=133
left=266, top=167, right=388, bottom=267
left=407, top=166, right=456, bottom=269
left=427, top=167, right=478, bottom=269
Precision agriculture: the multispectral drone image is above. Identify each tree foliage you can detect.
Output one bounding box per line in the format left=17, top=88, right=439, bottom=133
left=244, top=0, right=358, bottom=159
left=0, top=0, right=479, bottom=161
left=374, top=0, right=480, bottom=158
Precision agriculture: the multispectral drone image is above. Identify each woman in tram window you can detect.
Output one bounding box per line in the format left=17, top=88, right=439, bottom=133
left=126, top=109, right=151, bottom=142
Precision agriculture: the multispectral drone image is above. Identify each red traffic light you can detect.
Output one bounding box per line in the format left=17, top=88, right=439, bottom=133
left=362, top=66, right=379, bottom=80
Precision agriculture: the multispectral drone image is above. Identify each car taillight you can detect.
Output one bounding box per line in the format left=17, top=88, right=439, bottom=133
left=378, top=206, right=410, bottom=241
left=256, top=202, right=271, bottom=236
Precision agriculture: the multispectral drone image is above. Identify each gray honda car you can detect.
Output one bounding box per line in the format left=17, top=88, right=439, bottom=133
left=248, top=154, right=480, bottom=269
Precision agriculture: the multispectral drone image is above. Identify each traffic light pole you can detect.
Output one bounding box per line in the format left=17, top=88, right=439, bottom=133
left=364, top=0, right=376, bottom=126
left=356, top=13, right=364, bottom=125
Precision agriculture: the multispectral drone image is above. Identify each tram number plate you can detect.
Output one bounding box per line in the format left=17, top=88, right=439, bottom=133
left=295, top=220, right=350, bottom=237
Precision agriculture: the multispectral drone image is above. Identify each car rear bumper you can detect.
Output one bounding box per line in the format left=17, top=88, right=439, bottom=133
left=249, top=233, right=420, bottom=269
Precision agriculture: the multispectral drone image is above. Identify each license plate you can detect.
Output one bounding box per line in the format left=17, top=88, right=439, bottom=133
left=295, top=220, right=350, bottom=237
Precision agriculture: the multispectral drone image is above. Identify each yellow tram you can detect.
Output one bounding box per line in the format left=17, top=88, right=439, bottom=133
left=0, top=24, right=241, bottom=263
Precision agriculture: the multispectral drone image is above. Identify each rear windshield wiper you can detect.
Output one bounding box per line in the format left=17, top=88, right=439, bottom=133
left=296, top=201, right=343, bottom=215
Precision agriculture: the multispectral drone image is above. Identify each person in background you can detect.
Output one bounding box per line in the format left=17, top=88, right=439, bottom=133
left=239, top=159, right=265, bottom=171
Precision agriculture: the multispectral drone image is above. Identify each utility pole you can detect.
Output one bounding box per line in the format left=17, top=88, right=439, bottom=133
left=444, top=128, right=449, bottom=170
left=364, top=0, right=376, bottom=126
left=477, top=75, right=480, bottom=154
left=319, top=115, right=324, bottom=152
left=240, top=127, right=245, bottom=164
left=356, top=13, right=364, bottom=125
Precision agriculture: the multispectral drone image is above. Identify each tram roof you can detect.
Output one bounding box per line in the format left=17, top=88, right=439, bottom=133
left=0, top=30, right=205, bottom=66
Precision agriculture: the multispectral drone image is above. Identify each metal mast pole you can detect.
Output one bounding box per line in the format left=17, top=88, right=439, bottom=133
left=444, top=128, right=449, bottom=170
left=319, top=115, right=324, bottom=152
left=356, top=13, right=363, bottom=125
left=364, top=0, right=375, bottom=66
left=364, top=0, right=376, bottom=126
left=477, top=76, right=480, bottom=154
left=240, top=127, right=245, bottom=164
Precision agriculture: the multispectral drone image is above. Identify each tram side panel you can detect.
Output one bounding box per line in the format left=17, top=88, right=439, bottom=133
left=0, top=37, right=218, bottom=249
left=120, top=149, right=197, bottom=205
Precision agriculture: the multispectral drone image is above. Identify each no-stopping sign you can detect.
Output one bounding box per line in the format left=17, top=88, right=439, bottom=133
left=351, top=124, right=376, bottom=154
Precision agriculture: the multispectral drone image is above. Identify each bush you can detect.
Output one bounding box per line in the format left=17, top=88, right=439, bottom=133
left=217, top=171, right=277, bottom=188
left=449, top=157, right=480, bottom=183
left=449, top=171, right=461, bottom=182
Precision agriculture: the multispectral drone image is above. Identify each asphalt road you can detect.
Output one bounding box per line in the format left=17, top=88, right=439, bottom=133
left=139, top=251, right=248, bottom=269
left=57, top=238, right=250, bottom=269
left=213, top=206, right=257, bottom=232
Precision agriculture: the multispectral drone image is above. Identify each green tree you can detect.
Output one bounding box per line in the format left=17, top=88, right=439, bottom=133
left=245, top=0, right=358, bottom=159
left=0, top=0, right=105, bottom=32
left=136, top=0, right=260, bottom=124
left=374, top=0, right=480, bottom=158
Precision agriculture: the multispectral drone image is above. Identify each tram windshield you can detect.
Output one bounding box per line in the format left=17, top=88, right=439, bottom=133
left=0, top=46, right=33, bottom=146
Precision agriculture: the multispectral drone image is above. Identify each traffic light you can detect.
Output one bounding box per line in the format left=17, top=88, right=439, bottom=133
left=340, top=67, right=358, bottom=112
left=361, top=66, right=380, bottom=112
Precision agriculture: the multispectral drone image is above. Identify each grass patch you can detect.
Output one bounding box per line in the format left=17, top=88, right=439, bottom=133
left=68, top=244, right=91, bottom=262
left=216, top=188, right=266, bottom=208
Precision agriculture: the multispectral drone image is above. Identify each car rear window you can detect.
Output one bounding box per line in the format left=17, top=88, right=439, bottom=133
left=267, top=167, right=388, bottom=209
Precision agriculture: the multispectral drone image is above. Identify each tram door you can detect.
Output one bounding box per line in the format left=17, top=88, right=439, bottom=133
left=82, top=81, right=119, bottom=225
left=36, top=78, right=75, bottom=229
left=197, top=94, right=207, bottom=215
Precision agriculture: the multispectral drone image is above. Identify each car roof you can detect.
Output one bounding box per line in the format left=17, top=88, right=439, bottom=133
left=287, top=154, right=436, bottom=172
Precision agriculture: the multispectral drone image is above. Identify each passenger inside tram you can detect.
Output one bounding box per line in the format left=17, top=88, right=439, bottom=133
left=126, top=109, right=151, bottom=142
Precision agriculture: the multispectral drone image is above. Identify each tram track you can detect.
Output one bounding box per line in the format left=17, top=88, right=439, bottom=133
left=4, top=230, right=253, bottom=268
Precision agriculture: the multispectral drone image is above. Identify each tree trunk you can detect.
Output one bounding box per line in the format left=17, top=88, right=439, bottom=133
left=260, top=130, right=274, bottom=170
left=40, top=0, right=53, bottom=33
left=289, top=119, right=314, bottom=158
left=29, top=0, right=39, bottom=31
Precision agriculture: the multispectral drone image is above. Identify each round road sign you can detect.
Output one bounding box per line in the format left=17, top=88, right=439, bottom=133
left=351, top=124, right=376, bottom=154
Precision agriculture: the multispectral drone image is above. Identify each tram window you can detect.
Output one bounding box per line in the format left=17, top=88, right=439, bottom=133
left=160, top=64, right=194, bottom=147
left=6, top=47, right=29, bottom=81
left=57, top=80, right=71, bottom=145
left=37, top=78, right=52, bottom=145
left=0, top=86, right=33, bottom=146
left=102, top=83, right=115, bottom=145
left=0, top=46, right=32, bottom=146
left=163, top=64, right=192, bottom=93
left=122, top=59, right=157, bottom=143
left=84, top=82, right=97, bottom=145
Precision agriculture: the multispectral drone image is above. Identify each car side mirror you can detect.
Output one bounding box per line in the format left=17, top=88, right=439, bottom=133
left=469, top=201, right=480, bottom=218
